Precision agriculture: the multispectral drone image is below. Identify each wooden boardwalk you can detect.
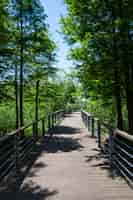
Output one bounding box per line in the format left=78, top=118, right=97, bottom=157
left=1, top=112, right=133, bottom=199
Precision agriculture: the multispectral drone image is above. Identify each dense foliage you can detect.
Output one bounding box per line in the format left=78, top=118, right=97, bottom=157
left=61, top=0, right=133, bottom=133
left=0, top=0, right=79, bottom=134
left=1, top=0, right=133, bottom=135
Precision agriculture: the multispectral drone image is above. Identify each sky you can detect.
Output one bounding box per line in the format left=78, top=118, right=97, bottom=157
left=41, top=0, right=72, bottom=73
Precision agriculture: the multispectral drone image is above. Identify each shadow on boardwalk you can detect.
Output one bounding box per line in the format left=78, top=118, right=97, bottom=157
left=0, top=183, right=58, bottom=200
left=0, top=124, right=83, bottom=199
left=85, top=148, right=119, bottom=179
left=0, top=144, right=58, bottom=200
left=42, top=135, right=83, bottom=153
left=53, top=125, right=81, bottom=135
left=43, top=125, right=83, bottom=153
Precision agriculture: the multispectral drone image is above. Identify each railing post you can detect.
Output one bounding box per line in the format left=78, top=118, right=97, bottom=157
left=51, top=114, right=53, bottom=128
left=62, top=111, right=64, bottom=119
left=57, top=112, right=59, bottom=121
left=61, top=111, right=63, bottom=120
left=14, top=133, right=20, bottom=183
left=83, top=113, right=85, bottom=125
left=85, top=114, right=87, bottom=127
left=42, top=118, right=45, bottom=137
left=33, top=121, right=37, bottom=142
left=48, top=114, right=51, bottom=131
left=97, top=120, right=101, bottom=148
left=53, top=113, right=55, bottom=125
left=84, top=113, right=86, bottom=126
left=87, top=115, right=90, bottom=132
left=57, top=112, right=59, bottom=123
left=109, top=129, right=114, bottom=167
left=54, top=113, right=56, bottom=125
left=55, top=113, right=57, bottom=124
left=52, top=113, right=54, bottom=128
left=91, top=118, right=95, bottom=137
left=82, top=112, right=84, bottom=124
left=58, top=112, right=60, bottom=122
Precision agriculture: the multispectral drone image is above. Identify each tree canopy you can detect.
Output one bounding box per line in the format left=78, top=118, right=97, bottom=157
left=0, top=0, right=133, bottom=135
left=61, top=0, right=133, bottom=133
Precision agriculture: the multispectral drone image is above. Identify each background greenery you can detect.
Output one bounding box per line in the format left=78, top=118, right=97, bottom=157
left=0, top=0, right=133, bottom=135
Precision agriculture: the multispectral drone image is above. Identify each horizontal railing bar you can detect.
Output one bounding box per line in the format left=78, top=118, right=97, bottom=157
left=115, top=129, right=133, bottom=143
left=82, top=111, right=115, bottom=131
left=116, top=152, right=133, bottom=168
left=19, top=145, right=33, bottom=162
left=115, top=137, right=133, bottom=152
left=19, top=137, right=28, bottom=145
left=82, top=110, right=133, bottom=185
left=0, top=110, right=64, bottom=183
left=0, top=134, right=16, bottom=143
left=2, top=110, right=63, bottom=139
left=19, top=139, right=33, bottom=154
left=115, top=143, right=133, bottom=159
left=19, top=136, right=32, bottom=144
left=0, top=157, right=14, bottom=172
left=82, top=111, right=91, bottom=117
left=0, top=148, right=14, bottom=162
left=114, top=156, right=133, bottom=178
left=113, top=160, right=133, bottom=187
left=82, top=111, right=133, bottom=142
left=0, top=161, right=15, bottom=182
left=116, top=144, right=133, bottom=159
left=0, top=143, right=14, bottom=155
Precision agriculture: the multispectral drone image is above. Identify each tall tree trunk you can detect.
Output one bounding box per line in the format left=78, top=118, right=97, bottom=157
left=35, top=80, right=40, bottom=138
left=19, top=0, right=24, bottom=128
left=15, top=63, right=19, bottom=129
left=125, top=74, right=133, bottom=133
left=122, top=2, right=133, bottom=133
left=114, top=68, right=123, bottom=130
left=112, top=4, right=123, bottom=130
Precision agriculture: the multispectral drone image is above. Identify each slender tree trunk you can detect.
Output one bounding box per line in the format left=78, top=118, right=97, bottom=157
left=15, top=63, right=19, bottom=129
left=121, top=2, right=133, bottom=133
left=125, top=74, right=133, bottom=133
left=35, top=80, right=40, bottom=137
left=114, top=68, right=123, bottom=130
left=111, top=5, right=123, bottom=130
left=19, top=0, right=24, bottom=128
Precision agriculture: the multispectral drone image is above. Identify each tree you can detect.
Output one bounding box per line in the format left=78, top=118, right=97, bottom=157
left=0, top=0, right=57, bottom=132
left=9, top=0, right=56, bottom=127
left=61, top=0, right=133, bottom=133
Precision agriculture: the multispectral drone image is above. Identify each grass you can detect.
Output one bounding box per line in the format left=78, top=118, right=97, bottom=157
left=0, top=100, right=55, bottom=135
left=0, top=102, right=16, bottom=135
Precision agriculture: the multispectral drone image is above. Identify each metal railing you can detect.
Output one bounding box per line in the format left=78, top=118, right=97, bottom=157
left=81, top=110, right=133, bottom=186
left=0, top=110, right=64, bottom=183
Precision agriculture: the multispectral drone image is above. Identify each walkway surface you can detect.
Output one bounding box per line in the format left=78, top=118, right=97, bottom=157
left=1, top=113, right=133, bottom=199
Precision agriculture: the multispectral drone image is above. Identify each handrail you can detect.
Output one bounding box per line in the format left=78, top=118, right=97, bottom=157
left=0, top=110, right=64, bottom=184
left=2, top=110, right=64, bottom=137
left=81, top=110, right=133, bottom=186
left=82, top=110, right=91, bottom=117
left=115, top=129, right=133, bottom=142
left=82, top=110, right=115, bottom=131
left=83, top=110, right=133, bottom=141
